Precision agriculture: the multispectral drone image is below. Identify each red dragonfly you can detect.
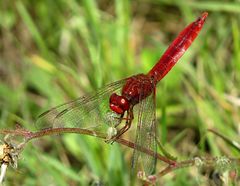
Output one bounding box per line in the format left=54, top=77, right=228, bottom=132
left=37, top=12, right=208, bottom=176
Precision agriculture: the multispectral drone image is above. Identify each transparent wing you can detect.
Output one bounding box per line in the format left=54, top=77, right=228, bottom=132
left=132, top=87, right=157, bottom=176
left=36, top=79, right=127, bottom=134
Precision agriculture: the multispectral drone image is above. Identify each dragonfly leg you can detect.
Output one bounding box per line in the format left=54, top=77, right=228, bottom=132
left=106, top=108, right=134, bottom=144
left=113, top=113, right=125, bottom=128
left=116, top=108, right=134, bottom=137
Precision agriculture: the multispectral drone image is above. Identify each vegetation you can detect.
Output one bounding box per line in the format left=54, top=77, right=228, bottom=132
left=0, top=0, right=240, bottom=185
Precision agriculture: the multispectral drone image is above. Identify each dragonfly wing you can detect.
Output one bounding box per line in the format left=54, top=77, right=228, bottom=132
left=36, top=79, right=127, bottom=134
left=132, top=87, right=157, bottom=176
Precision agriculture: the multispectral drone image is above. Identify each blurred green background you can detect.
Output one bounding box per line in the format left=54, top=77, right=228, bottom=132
left=0, top=0, right=240, bottom=185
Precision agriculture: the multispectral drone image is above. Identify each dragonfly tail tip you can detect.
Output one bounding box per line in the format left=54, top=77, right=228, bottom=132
left=201, top=12, right=208, bottom=21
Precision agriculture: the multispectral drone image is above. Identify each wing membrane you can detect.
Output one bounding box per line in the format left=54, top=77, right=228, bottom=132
left=132, top=87, right=157, bottom=176
left=36, top=79, right=127, bottom=134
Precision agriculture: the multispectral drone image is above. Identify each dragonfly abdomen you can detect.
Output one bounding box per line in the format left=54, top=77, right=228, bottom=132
left=147, top=12, right=208, bottom=83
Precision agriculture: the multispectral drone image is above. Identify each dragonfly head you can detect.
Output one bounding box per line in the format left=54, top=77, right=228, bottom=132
left=109, top=93, right=130, bottom=115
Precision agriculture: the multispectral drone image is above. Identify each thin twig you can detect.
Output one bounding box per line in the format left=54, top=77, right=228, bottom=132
left=157, top=159, right=194, bottom=177
left=0, top=128, right=176, bottom=165
left=1, top=127, right=240, bottom=183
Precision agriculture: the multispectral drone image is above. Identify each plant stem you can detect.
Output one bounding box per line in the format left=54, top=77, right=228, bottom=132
left=1, top=127, right=240, bottom=182
left=0, top=127, right=176, bottom=165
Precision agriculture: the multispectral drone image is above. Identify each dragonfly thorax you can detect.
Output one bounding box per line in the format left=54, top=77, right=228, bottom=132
left=109, top=74, right=154, bottom=115
left=121, top=74, right=154, bottom=105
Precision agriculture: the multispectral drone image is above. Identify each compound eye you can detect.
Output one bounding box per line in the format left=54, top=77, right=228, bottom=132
left=110, top=93, right=118, bottom=104
left=109, top=93, right=130, bottom=114
left=110, top=104, right=124, bottom=114
left=120, top=97, right=130, bottom=111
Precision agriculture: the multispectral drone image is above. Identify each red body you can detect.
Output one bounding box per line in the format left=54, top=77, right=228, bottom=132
left=148, top=12, right=208, bottom=82
left=110, top=12, right=208, bottom=115
left=38, top=12, right=208, bottom=176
